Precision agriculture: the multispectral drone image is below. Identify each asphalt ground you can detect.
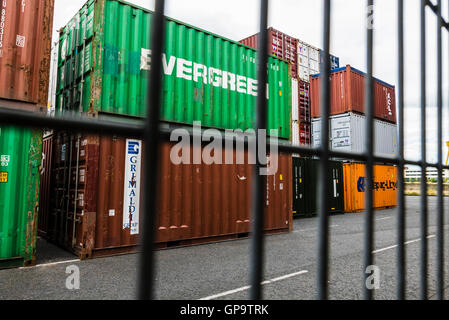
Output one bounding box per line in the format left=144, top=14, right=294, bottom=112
left=1, top=196, right=449, bottom=300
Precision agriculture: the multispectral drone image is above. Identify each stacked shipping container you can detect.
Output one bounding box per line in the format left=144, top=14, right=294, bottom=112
left=0, top=0, right=54, bottom=269
left=292, top=158, right=344, bottom=217
left=310, top=65, right=397, bottom=123
left=56, top=2, right=291, bottom=138
left=310, top=65, right=398, bottom=211
left=311, top=113, right=398, bottom=159
left=240, top=29, right=338, bottom=147
left=39, top=0, right=294, bottom=258
left=0, top=127, right=43, bottom=269
left=0, top=0, right=54, bottom=112
left=240, top=29, right=342, bottom=218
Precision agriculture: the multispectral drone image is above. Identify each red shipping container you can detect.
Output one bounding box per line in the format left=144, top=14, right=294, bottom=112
left=298, top=79, right=311, bottom=124
left=39, top=131, right=293, bottom=258
left=310, top=65, right=396, bottom=123
left=299, top=122, right=311, bottom=145
left=240, top=27, right=298, bottom=77
left=0, top=0, right=54, bottom=111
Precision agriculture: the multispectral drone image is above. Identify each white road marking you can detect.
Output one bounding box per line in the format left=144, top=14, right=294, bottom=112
left=19, top=259, right=80, bottom=269
left=199, top=270, right=309, bottom=300
left=376, top=217, right=393, bottom=221
left=373, top=235, right=436, bottom=254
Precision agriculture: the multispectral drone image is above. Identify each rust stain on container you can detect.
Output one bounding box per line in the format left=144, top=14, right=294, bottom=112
left=0, top=0, right=54, bottom=111
left=39, top=131, right=292, bottom=258
left=343, top=163, right=398, bottom=213
left=310, top=65, right=397, bottom=123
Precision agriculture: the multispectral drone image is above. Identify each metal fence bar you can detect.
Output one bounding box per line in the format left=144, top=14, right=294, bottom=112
left=3, top=106, right=449, bottom=172
left=317, top=0, right=331, bottom=300
left=2, top=106, right=449, bottom=170
left=138, top=0, right=166, bottom=300
left=397, top=0, right=406, bottom=301
left=249, top=0, right=269, bottom=300
left=436, top=0, right=444, bottom=301
left=363, top=0, right=375, bottom=301
left=420, top=0, right=429, bottom=300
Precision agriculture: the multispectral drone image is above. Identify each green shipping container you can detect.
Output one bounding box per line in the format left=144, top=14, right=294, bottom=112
left=292, top=157, right=344, bottom=217
left=0, top=127, right=42, bottom=269
left=56, top=0, right=291, bottom=139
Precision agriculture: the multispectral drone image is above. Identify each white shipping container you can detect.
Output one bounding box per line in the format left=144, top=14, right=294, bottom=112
left=298, top=40, right=322, bottom=82
left=292, top=79, right=299, bottom=121
left=48, top=42, right=59, bottom=116
left=292, top=120, right=300, bottom=146
left=312, top=113, right=398, bottom=158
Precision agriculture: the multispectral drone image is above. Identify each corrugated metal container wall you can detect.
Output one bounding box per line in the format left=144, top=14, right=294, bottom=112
left=343, top=163, right=397, bottom=212
left=38, top=133, right=54, bottom=237
left=239, top=27, right=298, bottom=78
left=312, top=112, right=398, bottom=159
left=0, top=126, right=42, bottom=269
left=292, top=157, right=344, bottom=217
left=40, top=132, right=292, bottom=258
left=56, top=0, right=291, bottom=139
left=0, top=0, right=54, bottom=111
left=310, top=65, right=397, bottom=123
left=297, top=40, right=320, bottom=83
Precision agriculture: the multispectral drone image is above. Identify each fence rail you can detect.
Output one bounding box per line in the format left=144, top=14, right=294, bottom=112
left=0, top=0, right=447, bottom=300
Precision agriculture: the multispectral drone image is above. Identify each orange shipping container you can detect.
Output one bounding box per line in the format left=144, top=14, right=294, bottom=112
left=0, top=0, right=54, bottom=111
left=343, top=163, right=397, bottom=213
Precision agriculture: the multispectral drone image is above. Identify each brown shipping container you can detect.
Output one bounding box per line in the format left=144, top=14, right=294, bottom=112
left=0, top=0, right=54, bottom=111
left=39, top=132, right=293, bottom=258
left=240, top=27, right=298, bottom=77
left=310, top=65, right=397, bottom=123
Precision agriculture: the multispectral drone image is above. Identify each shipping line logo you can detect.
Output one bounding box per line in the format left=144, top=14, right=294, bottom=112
left=140, top=48, right=279, bottom=98
left=123, top=139, right=141, bottom=235
left=357, top=177, right=397, bottom=193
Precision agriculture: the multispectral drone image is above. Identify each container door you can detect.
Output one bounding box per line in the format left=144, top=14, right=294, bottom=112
left=330, top=114, right=352, bottom=153
left=292, top=157, right=306, bottom=217
left=328, top=162, right=344, bottom=214
left=292, top=79, right=299, bottom=121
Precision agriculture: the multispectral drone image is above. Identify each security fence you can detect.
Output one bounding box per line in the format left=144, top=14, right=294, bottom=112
left=0, top=0, right=448, bottom=300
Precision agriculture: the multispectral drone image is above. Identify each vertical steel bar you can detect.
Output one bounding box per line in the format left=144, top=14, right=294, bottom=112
left=138, top=0, right=166, bottom=300
left=420, top=0, right=429, bottom=300
left=363, top=0, right=375, bottom=301
left=317, top=0, right=331, bottom=300
left=249, top=0, right=269, bottom=300
left=397, top=0, right=406, bottom=300
left=436, top=0, right=444, bottom=301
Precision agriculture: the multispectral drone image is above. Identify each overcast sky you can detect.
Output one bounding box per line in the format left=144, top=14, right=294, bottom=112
left=52, top=0, right=449, bottom=164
